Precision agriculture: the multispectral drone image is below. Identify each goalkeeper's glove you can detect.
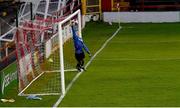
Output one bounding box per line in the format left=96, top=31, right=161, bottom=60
left=70, top=20, right=77, bottom=26
left=70, top=20, right=75, bottom=26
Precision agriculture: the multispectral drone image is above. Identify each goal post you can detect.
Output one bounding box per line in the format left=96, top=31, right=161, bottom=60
left=58, top=9, right=81, bottom=95
left=15, top=9, right=82, bottom=96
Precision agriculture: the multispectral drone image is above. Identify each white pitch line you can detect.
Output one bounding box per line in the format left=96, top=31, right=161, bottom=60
left=18, top=72, right=45, bottom=96
left=53, top=26, right=121, bottom=108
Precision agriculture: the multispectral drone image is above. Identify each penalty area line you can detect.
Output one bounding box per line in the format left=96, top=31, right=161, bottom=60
left=53, top=26, right=121, bottom=108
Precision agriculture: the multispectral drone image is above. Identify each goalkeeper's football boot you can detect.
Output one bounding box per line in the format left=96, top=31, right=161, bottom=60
left=81, top=67, right=86, bottom=71
left=76, top=65, right=81, bottom=72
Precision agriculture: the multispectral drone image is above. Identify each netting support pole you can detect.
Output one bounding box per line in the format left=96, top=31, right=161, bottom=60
left=57, top=0, right=62, bottom=10
left=78, top=10, right=82, bottom=38
left=41, top=0, right=50, bottom=42
left=30, top=2, right=33, bottom=20
left=58, top=23, right=65, bottom=95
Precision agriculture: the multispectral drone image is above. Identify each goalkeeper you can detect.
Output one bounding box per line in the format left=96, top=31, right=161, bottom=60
left=71, top=21, right=91, bottom=72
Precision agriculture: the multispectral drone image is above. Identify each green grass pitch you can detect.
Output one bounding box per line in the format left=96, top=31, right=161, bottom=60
left=1, top=22, right=180, bottom=107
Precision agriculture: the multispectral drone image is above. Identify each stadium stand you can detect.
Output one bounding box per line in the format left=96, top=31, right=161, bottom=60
left=0, top=1, right=23, bottom=71
left=134, top=0, right=180, bottom=11
left=102, top=0, right=180, bottom=11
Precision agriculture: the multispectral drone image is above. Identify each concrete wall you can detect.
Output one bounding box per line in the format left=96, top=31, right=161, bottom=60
left=103, top=12, right=180, bottom=23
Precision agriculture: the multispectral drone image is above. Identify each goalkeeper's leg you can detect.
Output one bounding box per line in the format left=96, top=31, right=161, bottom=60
left=75, top=52, right=85, bottom=72
left=75, top=53, right=82, bottom=72
left=75, top=58, right=85, bottom=72
left=79, top=59, right=85, bottom=71
left=79, top=52, right=86, bottom=71
left=76, top=63, right=81, bottom=72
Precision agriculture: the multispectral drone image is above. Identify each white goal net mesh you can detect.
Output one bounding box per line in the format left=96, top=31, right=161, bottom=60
left=15, top=10, right=81, bottom=96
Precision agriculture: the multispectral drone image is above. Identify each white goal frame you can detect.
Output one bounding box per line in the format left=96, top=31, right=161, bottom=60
left=17, top=9, right=82, bottom=96
left=58, top=9, right=82, bottom=95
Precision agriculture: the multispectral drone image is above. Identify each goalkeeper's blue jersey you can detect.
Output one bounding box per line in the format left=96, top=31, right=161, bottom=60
left=71, top=26, right=90, bottom=54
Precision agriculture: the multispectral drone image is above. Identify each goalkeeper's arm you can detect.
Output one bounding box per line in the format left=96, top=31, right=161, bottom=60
left=82, top=42, right=92, bottom=57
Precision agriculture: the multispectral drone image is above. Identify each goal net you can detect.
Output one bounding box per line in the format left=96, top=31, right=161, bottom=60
left=15, top=10, right=82, bottom=96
